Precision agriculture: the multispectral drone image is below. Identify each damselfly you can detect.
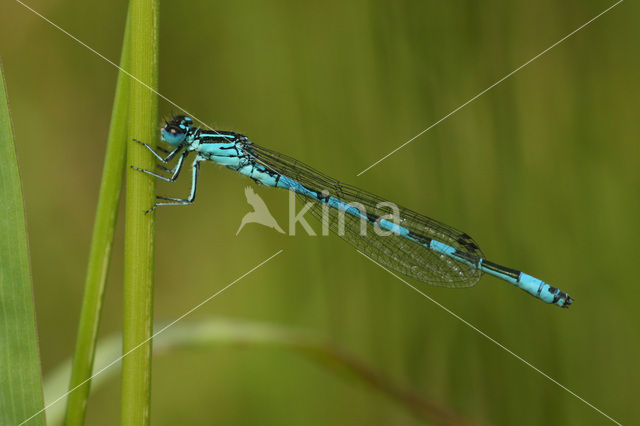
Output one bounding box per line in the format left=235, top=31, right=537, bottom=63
left=133, top=115, right=573, bottom=308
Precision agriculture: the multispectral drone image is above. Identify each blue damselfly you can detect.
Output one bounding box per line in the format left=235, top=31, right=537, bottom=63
left=133, top=115, right=573, bottom=308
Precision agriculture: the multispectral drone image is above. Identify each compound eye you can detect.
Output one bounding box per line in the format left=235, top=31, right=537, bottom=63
left=162, top=124, right=187, bottom=146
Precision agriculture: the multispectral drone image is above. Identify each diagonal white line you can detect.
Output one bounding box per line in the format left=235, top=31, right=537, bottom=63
left=18, top=250, right=284, bottom=426
left=14, top=0, right=230, bottom=140
left=356, top=0, right=624, bottom=176
left=356, top=250, right=622, bottom=425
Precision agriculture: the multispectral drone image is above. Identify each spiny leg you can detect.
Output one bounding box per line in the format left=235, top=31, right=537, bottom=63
left=156, top=160, right=187, bottom=173
left=132, top=138, right=184, bottom=173
left=157, top=150, right=190, bottom=175
left=145, top=158, right=201, bottom=213
left=132, top=149, right=189, bottom=182
left=133, top=138, right=183, bottom=163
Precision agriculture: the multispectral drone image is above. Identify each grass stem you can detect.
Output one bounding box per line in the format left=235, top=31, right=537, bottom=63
left=121, top=0, right=159, bottom=424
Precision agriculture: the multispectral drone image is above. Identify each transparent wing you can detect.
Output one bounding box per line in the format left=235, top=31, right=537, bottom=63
left=245, top=143, right=484, bottom=288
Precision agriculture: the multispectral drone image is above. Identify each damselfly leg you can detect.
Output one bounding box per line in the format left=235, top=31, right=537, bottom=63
left=133, top=138, right=182, bottom=163
left=144, top=159, right=201, bottom=213
left=133, top=155, right=202, bottom=214
left=131, top=138, right=200, bottom=213
left=131, top=149, right=189, bottom=183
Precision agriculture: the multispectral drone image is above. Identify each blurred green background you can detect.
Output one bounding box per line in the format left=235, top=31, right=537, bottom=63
left=1, top=0, right=638, bottom=424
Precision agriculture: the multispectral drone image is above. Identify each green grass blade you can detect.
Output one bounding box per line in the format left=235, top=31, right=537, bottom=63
left=44, top=320, right=478, bottom=426
left=0, top=61, right=45, bottom=425
left=63, top=10, right=132, bottom=426
left=121, top=0, right=159, bottom=424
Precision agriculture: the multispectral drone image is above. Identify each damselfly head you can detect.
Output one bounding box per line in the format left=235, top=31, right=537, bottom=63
left=161, top=115, right=193, bottom=146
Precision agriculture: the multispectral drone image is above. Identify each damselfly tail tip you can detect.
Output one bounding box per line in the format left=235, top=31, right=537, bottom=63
left=547, top=285, right=573, bottom=308
left=559, top=292, right=574, bottom=309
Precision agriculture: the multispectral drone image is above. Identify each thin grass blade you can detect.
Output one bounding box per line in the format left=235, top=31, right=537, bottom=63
left=0, top=61, right=46, bottom=426
left=63, top=9, right=132, bottom=426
